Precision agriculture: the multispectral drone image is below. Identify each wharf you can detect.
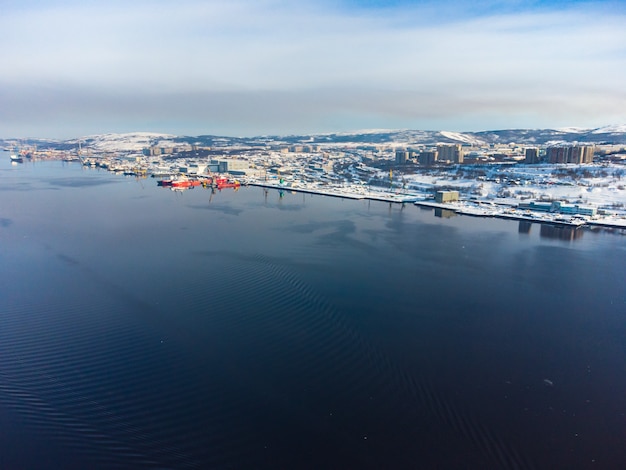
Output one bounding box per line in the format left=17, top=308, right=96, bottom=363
left=414, top=200, right=589, bottom=227
left=587, top=220, right=626, bottom=230
left=249, top=182, right=626, bottom=230
left=248, top=182, right=420, bottom=204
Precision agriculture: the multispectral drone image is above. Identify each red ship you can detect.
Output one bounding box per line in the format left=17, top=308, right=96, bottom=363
left=171, top=179, right=202, bottom=188
left=215, top=177, right=241, bottom=189
left=159, top=177, right=212, bottom=188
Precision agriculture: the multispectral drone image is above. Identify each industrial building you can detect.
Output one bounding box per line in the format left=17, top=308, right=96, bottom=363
left=518, top=200, right=597, bottom=216
left=211, top=159, right=250, bottom=175
left=551, top=201, right=597, bottom=216
left=435, top=190, right=460, bottom=203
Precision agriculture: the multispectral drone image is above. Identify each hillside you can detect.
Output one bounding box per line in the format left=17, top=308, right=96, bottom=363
left=3, top=126, right=626, bottom=152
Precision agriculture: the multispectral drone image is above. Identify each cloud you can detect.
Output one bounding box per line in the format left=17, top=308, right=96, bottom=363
left=3, top=82, right=624, bottom=137
left=1, top=0, right=625, bottom=136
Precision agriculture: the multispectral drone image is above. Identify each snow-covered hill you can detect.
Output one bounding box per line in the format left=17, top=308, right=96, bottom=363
left=439, top=131, right=485, bottom=146
left=4, top=125, right=626, bottom=151
left=591, top=124, right=626, bottom=134
left=72, top=132, right=177, bottom=152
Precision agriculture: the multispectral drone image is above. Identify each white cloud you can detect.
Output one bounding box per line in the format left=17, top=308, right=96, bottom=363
left=1, top=0, right=625, bottom=136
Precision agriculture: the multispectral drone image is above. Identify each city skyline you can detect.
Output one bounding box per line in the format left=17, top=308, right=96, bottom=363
left=2, top=0, right=626, bottom=138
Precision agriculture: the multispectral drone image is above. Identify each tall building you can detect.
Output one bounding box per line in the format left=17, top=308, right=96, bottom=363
left=573, top=145, right=595, bottom=164
left=436, top=144, right=464, bottom=163
left=546, top=145, right=595, bottom=164
left=419, top=150, right=438, bottom=166
left=395, top=150, right=409, bottom=164
left=524, top=147, right=540, bottom=164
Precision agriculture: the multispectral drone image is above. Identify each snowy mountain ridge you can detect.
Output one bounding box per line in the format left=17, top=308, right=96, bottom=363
left=3, top=126, right=626, bottom=152
left=591, top=124, right=626, bottom=134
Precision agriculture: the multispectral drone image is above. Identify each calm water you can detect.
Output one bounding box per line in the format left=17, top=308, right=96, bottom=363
left=1, top=155, right=625, bottom=469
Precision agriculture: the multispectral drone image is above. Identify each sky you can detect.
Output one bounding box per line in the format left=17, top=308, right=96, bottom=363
left=1, top=0, right=626, bottom=138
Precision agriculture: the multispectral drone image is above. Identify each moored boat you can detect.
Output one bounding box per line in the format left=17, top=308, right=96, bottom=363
left=171, top=178, right=202, bottom=188
left=215, top=177, right=241, bottom=189
left=9, top=146, right=24, bottom=163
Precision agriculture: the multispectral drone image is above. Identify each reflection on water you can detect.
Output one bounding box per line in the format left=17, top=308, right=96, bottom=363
left=540, top=223, right=584, bottom=240
left=518, top=220, right=532, bottom=234
left=434, top=208, right=457, bottom=218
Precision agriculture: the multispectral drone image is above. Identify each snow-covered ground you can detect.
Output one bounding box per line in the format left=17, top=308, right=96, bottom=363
left=395, top=163, right=626, bottom=211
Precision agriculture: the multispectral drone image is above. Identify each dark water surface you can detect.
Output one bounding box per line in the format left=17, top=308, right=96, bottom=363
left=1, top=157, right=625, bottom=469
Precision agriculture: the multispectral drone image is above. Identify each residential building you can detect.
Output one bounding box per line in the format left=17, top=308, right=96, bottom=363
left=524, top=147, right=540, bottom=164
left=395, top=150, right=409, bottom=164
left=419, top=150, right=438, bottom=166
left=437, top=144, right=464, bottom=163
left=546, top=145, right=595, bottom=164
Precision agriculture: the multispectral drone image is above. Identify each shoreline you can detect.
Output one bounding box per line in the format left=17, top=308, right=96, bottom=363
left=249, top=182, right=626, bottom=230
left=7, top=156, right=625, bottom=231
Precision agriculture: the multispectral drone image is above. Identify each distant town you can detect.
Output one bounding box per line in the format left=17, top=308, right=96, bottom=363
left=4, top=126, right=626, bottom=230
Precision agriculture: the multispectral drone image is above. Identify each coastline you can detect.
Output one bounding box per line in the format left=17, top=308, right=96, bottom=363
left=12, top=153, right=626, bottom=234
left=249, top=181, right=626, bottom=230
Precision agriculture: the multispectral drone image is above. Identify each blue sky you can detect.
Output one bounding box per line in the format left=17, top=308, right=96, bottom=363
left=1, top=0, right=625, bottom=138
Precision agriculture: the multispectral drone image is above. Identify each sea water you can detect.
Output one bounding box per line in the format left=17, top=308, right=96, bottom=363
left=1, top=156, right=625, bottom=469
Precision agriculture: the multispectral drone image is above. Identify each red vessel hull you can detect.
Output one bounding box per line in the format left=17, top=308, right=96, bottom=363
left=216, top=182, right=241, bottom=189
left=171, top=180, right=201, bottom=188
left=215, top=177, right=241, bottom=189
